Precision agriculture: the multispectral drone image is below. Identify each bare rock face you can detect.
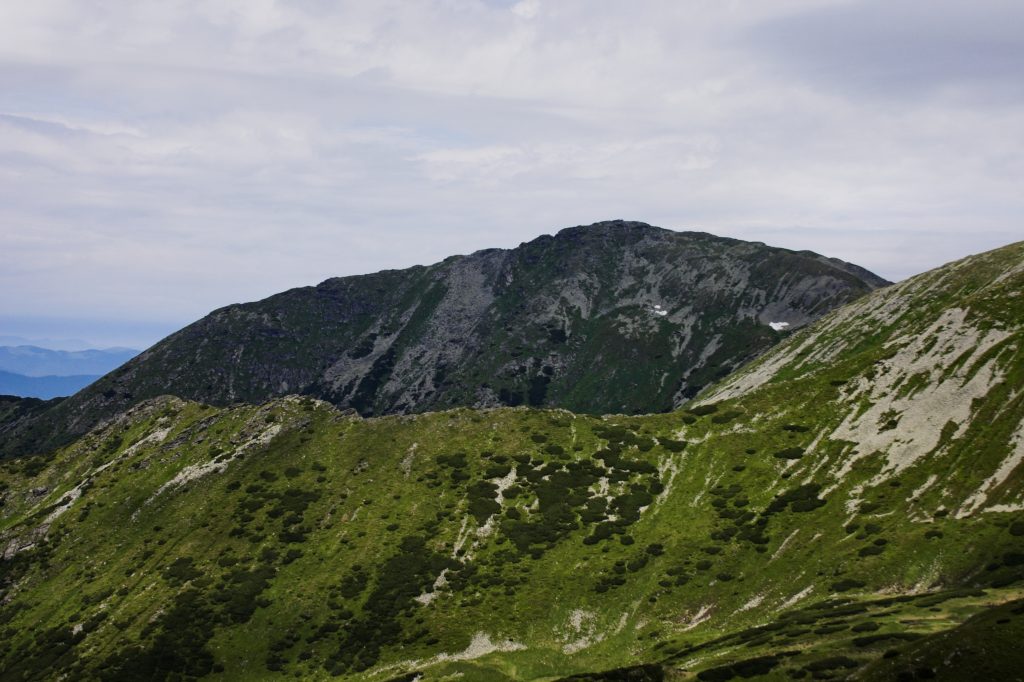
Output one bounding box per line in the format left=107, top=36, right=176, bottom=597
left=0, top=220, right=887, bottom=457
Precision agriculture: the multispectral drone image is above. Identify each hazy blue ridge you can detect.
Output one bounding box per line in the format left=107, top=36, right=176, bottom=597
left=0, top=345, right=139, bottom=377
left=0, top=370, right=101, bottom=399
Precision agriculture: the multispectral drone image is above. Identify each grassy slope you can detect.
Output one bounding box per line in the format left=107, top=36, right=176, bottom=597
left=0, top=243, right=1022, bottom=681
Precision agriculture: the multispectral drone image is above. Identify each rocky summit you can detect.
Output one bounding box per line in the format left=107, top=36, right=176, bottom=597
left=0, top=239, right=1022, bottom=680
left=0, top=221, right=886, bottom=458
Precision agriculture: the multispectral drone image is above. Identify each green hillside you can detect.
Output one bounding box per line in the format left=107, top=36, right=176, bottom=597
left=0, top=242, right=1021, bottom=681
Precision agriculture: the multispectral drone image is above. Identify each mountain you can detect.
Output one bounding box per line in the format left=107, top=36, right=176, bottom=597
left=0, top=241, right=1020, bottom=681
left=0, top=221, right=886, bottom=458
left=0, top=395, right=64, bottom=436
left=0, top=370, right=101, bottom=399
left=0, top=346, right=138, bottom=378
left=0, top=336, right=97, bottom=352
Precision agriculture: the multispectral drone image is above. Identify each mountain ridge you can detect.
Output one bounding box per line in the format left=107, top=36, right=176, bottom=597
left=0, top=370, right=101, bottom=400
left=0, top=220, right=887, bottom=458
left=0, top=345, right=138, bottom=378
left=0, top=239, right=1020, bottom=681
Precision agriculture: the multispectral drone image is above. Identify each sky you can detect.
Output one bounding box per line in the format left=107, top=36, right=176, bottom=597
left=1, top=0, right=1022, bottom=350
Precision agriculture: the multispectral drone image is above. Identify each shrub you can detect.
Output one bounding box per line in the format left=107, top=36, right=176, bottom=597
left=660, top=439, right=687, bottom=452
left=164, top=558, right=202, bottom=585
left=1004, top=552, right=1024, bottom=566
left=766, top=484, right=826, bottom=514
left=484, top=463, right=513, bottom=479
left=804, top=656, right=858, bottom=672
left=697, top=655, right=780, bottom=681
left=830, top=579, right=866, bottom=592
left=467, top=481, right=500, bottom=525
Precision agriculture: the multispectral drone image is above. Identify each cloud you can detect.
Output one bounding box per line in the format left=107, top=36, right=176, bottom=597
left=0, top=1, right=1021, bottom=347
left=745, top=0, right=1024, bottom=103
left=511, top=0, right=540, bottom=20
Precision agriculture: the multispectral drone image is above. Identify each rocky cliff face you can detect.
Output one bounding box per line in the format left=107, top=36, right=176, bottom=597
left=0, top=221, right=886, bottom=457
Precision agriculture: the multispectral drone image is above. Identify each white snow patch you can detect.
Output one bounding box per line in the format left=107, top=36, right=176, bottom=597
left=768, top=321, right=790, bottom=331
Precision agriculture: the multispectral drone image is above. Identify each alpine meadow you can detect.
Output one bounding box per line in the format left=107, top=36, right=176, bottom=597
left=1, top=225, right=1023, bottom=681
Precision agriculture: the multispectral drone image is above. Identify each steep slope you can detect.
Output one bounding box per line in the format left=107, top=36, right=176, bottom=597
left=0, top=242, right=1020, bottom=681
left=0, top=395, right=65, bottom=451
left=0, top=220, right=886, bottom=458
left=699, top=240, right=1024, bottom=519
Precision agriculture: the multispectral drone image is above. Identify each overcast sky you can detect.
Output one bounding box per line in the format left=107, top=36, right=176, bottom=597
left=1, top=0, right=1022, bottom=349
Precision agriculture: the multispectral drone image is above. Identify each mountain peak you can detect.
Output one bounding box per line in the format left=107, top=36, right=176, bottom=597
left=0, top=222, right=887, bottom=457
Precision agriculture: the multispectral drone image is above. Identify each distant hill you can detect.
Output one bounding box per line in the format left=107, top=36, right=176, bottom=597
left=0, top=370, right=101, bottom=399
left=0, top=345, right=138, bottom=377
left=0, top=220, right=887, bottom=458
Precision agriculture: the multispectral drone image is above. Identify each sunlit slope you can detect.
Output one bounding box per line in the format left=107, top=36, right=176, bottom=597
left=0, top=242, right=1022, bottom=681
left=701, top=240, right=1024, bottom=520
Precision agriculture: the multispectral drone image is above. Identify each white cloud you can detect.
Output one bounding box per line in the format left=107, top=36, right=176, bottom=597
left=511, top=0, right=541, bottom=20
left=0, top=0, right=1021, bottom=347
